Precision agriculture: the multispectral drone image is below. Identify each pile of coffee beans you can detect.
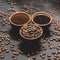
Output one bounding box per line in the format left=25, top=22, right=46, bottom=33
left=20, top=21, right=43, bottom=40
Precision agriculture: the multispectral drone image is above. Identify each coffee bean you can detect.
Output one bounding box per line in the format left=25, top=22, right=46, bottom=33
left=13, top=52, right=17, bottom=55
left=0, top=54, right=5, bottom=59
left=6, top=49, right=9, bottom=53
left=32, top=56, right=36, bottom=60
left=42, top=56, right=45, bottom=59
left=12, top=55, right=15, bottom=58
left=47, top=55, right=51, bottom=57
left=13, top=57, right=17, bottom=60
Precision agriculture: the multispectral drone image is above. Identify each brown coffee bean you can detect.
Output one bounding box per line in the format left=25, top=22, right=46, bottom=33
left=6, top=49, right=9, bottom=53
left=16, top=52, right=19, bottom=55
left=40, top=53, right=43, bottom=57
left=56, top=47, right=60, bottom=50
left=52, top=51, right=56, bottom=55
left=48, top=57, right=51, bottom=60
left=27, top=54, right=30, bottom=57
left=13, top=57, right=17, bottom=60
left=47, top=55, right=51, bottom=57
left=58, top=51, right=60, bottom=54
left=11, top=48, right=15, bottom=51
left=32, top=56, right=36, bottom=60
left=11, top=43, right=15, bottom=46
left=42, top=52, right=46, bottom=55
left=12, top=55, right=15, bottom=58
left=27, top=57, right=31, bottom=60
left=17, top=50, right=22, bottom=54
left=10, top=45, right=14, bottom=48
left=0, top=54, right=5, bottom=59
left=42, top=56, right=45, bottom=59
left=1, top=48, right=5, bottom=51
left=13, top=51, right=19, bottom=55
left=54, top=55, right=59, bottom=58
left=4, top=47, right=8, bottom=51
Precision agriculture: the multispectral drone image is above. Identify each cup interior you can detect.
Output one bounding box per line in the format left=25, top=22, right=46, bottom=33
left=32, top=12, right=52, bottom=26
left=9, top=12, right=30, bottom=26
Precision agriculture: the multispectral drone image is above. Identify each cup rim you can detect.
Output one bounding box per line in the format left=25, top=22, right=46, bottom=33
left=32, top=12, right=52, bottom=26
left=19, top=23, right=43, bottom=40
left=9, top=12, right=31, bottom=26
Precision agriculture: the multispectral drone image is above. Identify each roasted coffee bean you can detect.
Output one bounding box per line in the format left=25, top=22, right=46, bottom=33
left=32, top=56, right=36, bottom=60
left=13, top=57, right=17, bottom=60
left=6, top=49, right=9, bottom=53
left=0, top=54, right=5, bottom=59
left=12, top=55, right=15, bottom=58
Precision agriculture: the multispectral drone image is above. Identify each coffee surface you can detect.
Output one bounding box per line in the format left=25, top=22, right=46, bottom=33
left=11, top=13, right=29, bottom=25
left=34, top=15, right=50, bottom=24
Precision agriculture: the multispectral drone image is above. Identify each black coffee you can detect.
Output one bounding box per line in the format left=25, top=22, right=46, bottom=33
left=33, top=15, right=50, bottom=24
left=11, top=13, right=29, bottom=25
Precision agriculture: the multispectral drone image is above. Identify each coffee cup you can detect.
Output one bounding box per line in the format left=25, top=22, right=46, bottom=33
left=32, top=12, right=52, bottom=37
left=9, top=12, right=31, bottom=40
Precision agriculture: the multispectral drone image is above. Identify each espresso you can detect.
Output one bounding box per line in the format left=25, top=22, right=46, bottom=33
left=33, top=15, right=50, bottom=24
left=11, top=13, right=29, bottom=25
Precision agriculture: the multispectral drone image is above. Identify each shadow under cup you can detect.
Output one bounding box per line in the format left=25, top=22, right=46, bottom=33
left=32, top=12, right=52, bottom=37
left=9, top=12, right=31, bottom=40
